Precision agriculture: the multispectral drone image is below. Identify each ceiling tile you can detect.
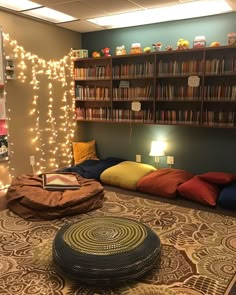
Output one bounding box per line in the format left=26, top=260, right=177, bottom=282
left=2, top=0, right=235, bottom=33
left=79, top=0, right=142, bottom=14
left=41, top=1, right=107, bottom=19
left=57, top=20, right=104, bottom=33
left=131, top=0, right=180, bottom=8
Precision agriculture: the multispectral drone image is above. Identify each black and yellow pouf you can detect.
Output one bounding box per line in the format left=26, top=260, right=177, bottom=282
left=53, top=216, right=161, bottom=285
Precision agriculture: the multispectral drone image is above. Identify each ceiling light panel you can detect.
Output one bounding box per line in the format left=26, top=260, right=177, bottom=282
left=0, top=0, right=41, bottom=11
left=88, top=0, right=232, bottom=29
left=22, top=6, right=77, bottom=23
left=32, top=0, right=75, bottom=4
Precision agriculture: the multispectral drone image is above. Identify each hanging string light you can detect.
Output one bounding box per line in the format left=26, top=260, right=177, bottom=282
left=2, top=32, right=76, bottom=176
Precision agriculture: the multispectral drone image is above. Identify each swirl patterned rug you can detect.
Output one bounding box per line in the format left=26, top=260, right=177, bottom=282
left=0, top=190, right=236, bottom=295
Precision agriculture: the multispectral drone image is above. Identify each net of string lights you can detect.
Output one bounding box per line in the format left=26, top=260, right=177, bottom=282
left=2, top=32, right=76, bottom=182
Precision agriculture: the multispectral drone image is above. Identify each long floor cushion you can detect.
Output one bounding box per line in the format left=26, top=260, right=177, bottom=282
left=100, top=161, right=156, bottom=190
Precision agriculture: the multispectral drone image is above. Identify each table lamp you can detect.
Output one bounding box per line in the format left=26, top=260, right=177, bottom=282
left=149, top=140, right=167, bottom=167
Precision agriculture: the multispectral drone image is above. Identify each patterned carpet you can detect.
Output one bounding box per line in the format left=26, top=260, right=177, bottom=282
left=0, top=190, right=236, bottom=295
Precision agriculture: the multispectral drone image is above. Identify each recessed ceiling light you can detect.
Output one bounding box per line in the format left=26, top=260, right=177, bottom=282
left=22, top=7, right=78, bottom=23
left=88, top=0, right=232, bottom=29
left=0, top=0, right=77, bottom=23
left=0, top=0, right=41, bottom=11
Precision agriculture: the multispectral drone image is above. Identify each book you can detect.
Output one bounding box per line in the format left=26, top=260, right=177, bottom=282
left=42, top=173, right=80, bottom=191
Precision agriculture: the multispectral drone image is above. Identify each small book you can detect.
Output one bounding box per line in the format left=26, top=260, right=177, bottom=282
left=42, top=173, right=80, bottom=191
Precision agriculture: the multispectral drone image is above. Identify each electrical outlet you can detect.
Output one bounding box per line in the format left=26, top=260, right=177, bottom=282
left=30, top=155, right=35, bottom=166
left=136, top=154, right=141, bottom=162
left=167, top=156, right=174, bottom=165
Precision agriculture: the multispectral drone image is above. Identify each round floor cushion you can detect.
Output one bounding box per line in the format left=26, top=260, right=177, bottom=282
left=53, top=216, right=161, bottom=285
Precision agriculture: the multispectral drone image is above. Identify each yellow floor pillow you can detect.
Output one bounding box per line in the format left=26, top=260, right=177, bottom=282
left=100, top=161, right=156, bottom=190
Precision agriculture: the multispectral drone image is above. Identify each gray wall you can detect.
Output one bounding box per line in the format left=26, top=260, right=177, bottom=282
left=80, top=12, right=236, bottom=174
left=0, top=9, right=81, bottom=185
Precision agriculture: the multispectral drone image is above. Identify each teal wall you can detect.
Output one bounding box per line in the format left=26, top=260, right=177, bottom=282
left=79, top=12, right=236, bottom=174
left=77, top=122, right=236, bottom=174
left=82, top=12, right=236, bottom=56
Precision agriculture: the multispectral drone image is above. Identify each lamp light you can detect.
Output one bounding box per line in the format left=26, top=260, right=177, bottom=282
left=149, top=140, right=167, bottom=167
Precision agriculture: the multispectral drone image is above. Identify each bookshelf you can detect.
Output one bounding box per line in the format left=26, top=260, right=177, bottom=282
left=111, top=53, right=155, bottom=123
left=155, top=48, right=204, bottom=126
left=74, top=45, right=236, bottom=128
left=202, top=46, right=236, bottom=128
left=0, top=27, right=9, bottom=161
left=74, top=57, right=112, bottom=121
left=5, top=56, right=15, bottom=80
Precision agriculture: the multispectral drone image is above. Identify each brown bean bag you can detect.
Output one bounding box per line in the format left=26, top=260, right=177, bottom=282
left=6, top=173, right=104, bottom=220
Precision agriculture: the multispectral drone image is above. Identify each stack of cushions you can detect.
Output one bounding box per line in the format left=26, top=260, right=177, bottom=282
left=177, top=175, right=220, bottom=206
left=68, top=140, right=126, bottom=180
left=177, top=172, right=236, bottom=207
left=69, top=140, right=236, bottom=210
left=137, top=168, right=194, bottom=199
left=100, top=161, right=156, bottom=190
left=101, top=165, right=236, bottom=209
left=61, top=158, right=125, bottom=181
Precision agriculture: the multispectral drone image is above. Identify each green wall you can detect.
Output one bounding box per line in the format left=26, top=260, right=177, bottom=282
left=79, top=12, right=236, bottom=174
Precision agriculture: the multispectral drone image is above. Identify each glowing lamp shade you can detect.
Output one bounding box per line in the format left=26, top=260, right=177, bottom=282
left=149, top=140, right=167, bottom=165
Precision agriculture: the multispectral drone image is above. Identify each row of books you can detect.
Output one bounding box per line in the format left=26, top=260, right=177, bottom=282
left=74, top=57, right=236, bottom=80
left=113, top=85, right=153, bottom=100
left=112, top=62, right=154, bottom=78
left=75, top=107, right=111, bottom=120
left=156, top=85, right=202, bottom=100
left=75, top=107, right=153, bottom=122
left=155, top=110, right=236, bottom=126
left=156, top=110, right=201, bottom=124
left=157, top=59, right=203, bottom=75
left=74, top=65, right=111, bottom=79
left=203, top=85, right=236, bottom=100
left=75, top=85, right=153, bottom=101
left=75, top=62, right=154, bottom=80
left=112, top=109, right=153, bottom=122
left=75, top=107, right=236, bottom=126
left=205, top=58, right=236, bottom=74
left=203, top=110, right=236, bottom=127
left=75, top=85, right=110, bottom=100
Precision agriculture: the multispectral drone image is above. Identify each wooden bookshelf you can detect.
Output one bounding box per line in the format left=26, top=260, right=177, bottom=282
left=74, top=46, right=236, bottom=128
left=0, top=27, right=9, bottom=161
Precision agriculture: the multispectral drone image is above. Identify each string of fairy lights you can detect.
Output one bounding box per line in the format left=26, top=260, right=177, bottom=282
left=2, top=32, right=76, bottom=185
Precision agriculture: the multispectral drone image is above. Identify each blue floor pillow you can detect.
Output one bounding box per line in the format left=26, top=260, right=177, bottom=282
left=218, top=182, right=236, bottom=210
left=61, top=157, right=125, bottom=180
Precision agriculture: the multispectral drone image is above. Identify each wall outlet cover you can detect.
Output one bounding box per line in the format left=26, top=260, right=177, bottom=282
left=167, top=156, right=174, bottom=165
left=136, top=154, right=141, bottom=162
